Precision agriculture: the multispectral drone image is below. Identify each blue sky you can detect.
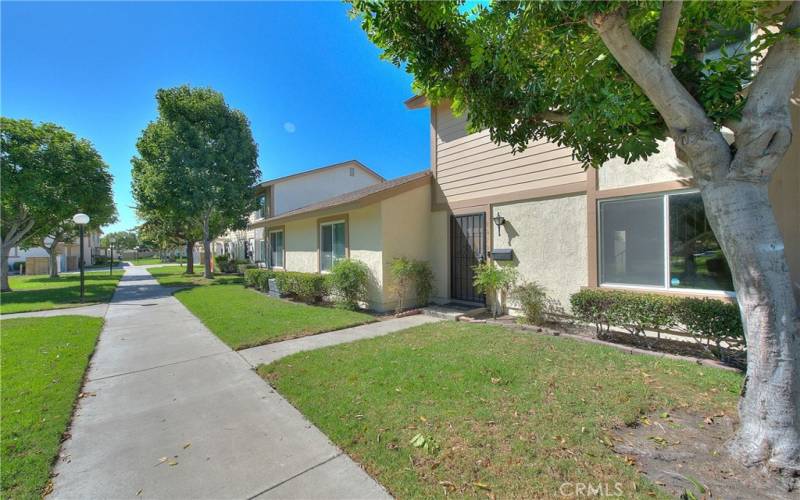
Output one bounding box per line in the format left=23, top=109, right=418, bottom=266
left=1, top=1, right=430, bottom=233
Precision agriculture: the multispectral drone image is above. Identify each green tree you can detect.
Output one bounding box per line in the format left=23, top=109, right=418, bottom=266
left=131, top=85, right=260, bottom=278
left=101, top=231, right=138, bottom=252
left=1, top=118, right=115, bottom=287
left=349, top=0, right=800, bottom=473
left=35, top=135, right=116, bottom=277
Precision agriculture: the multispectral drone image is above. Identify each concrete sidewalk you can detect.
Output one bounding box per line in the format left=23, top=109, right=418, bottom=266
left=0, top=303, right=108, bottom=319
left=240, top=315, right=440, bottom=367
left=50, top=267, right=393, bottom=499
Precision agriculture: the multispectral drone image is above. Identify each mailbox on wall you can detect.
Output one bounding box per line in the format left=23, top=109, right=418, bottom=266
left=491, top=248, right=513, bottom=261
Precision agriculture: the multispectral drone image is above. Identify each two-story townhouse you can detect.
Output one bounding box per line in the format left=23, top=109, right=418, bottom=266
left=266, top=88, right=797, bottom=313
left=214, top=160, right=384, bottom=264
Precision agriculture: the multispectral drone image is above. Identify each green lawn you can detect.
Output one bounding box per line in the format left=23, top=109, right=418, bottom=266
left=128, top=257, right=164, bottom=266
left=1, top=270, right=124, bottom=314
left=1, top=316, right=104, bottom=499
left=147, top=265, right=243, bottom=287
left=175, top=284, right=376, bottom=349
left=260, top=322, right=742, bottom=499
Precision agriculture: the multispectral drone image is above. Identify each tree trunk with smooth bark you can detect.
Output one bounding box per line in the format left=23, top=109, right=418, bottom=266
left=45, top=245, right=59, bottom=278
left=0, top=249, right=11, bottom=292
left=184, top=240, right=195, bottom=274
left=202, top=214, right=213, bottom=279
left=703, top=179, right=800, bottom=475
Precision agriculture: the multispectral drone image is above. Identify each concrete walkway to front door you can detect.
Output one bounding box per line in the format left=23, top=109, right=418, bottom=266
left=51, top=266, right=398, bottom=499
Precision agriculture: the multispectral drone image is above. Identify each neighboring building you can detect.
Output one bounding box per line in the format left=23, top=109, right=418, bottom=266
left=261, top=90, right=798, bottom=313
left=9, top=231, right=102, bottom=274
left=215, top=160, right=384, bottom=263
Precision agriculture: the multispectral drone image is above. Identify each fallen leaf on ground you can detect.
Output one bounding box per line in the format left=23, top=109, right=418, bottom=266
left=183, top=442, right=191, bottom=449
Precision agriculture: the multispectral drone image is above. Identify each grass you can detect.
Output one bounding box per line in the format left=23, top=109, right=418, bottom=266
left=260, top=322, right=743, bottom=499
left=147, top=265, right=243, bottom=287
left=127, top=257, right=164, bottom=266
left=174, top=284, right=376, bottom=349
left=1, top=315, right=104, bottom=499
left=1, top=270, right=124, bottom=314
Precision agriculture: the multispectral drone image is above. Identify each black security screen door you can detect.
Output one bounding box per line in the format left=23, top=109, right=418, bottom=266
left=450, top=213, right=486, bottom=303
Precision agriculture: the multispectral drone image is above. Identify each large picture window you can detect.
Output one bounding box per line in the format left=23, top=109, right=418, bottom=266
left=320, top=220, right=346, bottom=272
left=599, top=191, right=733, bottom=292
left=269, top=230, right=284, bottom=268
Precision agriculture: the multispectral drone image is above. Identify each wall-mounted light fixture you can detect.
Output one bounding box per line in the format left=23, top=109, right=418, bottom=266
left=492, top=211, right=505, bottom=236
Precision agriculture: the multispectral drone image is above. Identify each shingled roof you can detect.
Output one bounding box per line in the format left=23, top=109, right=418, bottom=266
left=264, top=170, right=431, bottom=224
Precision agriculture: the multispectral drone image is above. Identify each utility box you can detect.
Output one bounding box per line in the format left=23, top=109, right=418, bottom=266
left=491, top=248, right=513, bottom=261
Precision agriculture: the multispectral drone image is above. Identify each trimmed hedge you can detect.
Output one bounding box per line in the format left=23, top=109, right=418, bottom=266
left=274, top=272, right=328, bottom=304
left=245, top=268, right=327, bottom=303
left=570, top=289, right=744, bottom=362
left=244, top=269, right=276, bottom=291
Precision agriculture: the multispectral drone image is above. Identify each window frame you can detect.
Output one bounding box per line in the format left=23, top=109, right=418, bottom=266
left=598, top=189, right=735, bottom=297
left=317, top=215, right=349, bottom=273
left=268, top=227, right=285, bottom=270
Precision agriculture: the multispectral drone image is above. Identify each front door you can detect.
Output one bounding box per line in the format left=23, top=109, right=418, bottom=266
left=450, top=213, right=486, bottom=303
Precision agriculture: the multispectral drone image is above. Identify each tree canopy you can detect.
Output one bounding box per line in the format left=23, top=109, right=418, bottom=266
left=1, top=117, right=116, bottom=284
left=350, top=0, right=793, bottom=168
left=131, top=85, right=260, bottom=277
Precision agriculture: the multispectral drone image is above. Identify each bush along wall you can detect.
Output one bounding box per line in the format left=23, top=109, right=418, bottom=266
left=570, top=289, right=744, bottom=364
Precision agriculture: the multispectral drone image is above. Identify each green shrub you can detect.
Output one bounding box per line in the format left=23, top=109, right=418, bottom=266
left=390, top=257, right=416, bottom=313
left=244, top=269, right=275, bottom=291
left=389, top=258, right=436, bottom=313
left=472, top=262, right=518, bottom=319
left=215, top=254, right=242, bottom=274
left=413, top=260, right=434, bottom=307
left=236, top=262, right=256, bottom=275
left=512, top=281, right=549, bottom=325
left=570, top=289, right=744, bottom=361
left=674, top=297, right=745, bottom=362
left=328, top=259, right=370, bottom=310
left=274, top=271, right=327, bottom=304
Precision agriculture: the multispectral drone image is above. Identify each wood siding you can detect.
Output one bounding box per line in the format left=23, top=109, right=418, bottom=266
left=434, top=105, right=587, bottom=206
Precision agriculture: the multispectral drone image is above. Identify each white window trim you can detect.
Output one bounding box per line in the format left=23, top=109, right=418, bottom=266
left=319, top=220, right=346, bottom=274
left=268, top=229, right=284, bottom=270
left=598, top=189, right=736, bottom=297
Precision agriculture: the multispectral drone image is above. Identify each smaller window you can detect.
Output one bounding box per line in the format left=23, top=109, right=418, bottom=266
left=349, top=167, right=355, bottom=177
left=320, top=220, right=346, bottom=272
left=255, top=194, right=267, bottom=219
left=269, top=230, right=284, bottom=268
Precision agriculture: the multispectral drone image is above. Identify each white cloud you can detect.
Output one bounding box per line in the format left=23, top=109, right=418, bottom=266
left=283, top=122, right=296, bottom=133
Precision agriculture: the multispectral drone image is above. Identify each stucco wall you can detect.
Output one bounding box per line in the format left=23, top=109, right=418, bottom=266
left=348, top=204, right=385, bottom=309
left=282, top=218, right=318, bottom=273
left=273, top=163, right=381, bottom=215
left=379, top=184, right=432, bottom=310
left=598, top=139, right=692, bottom=190
left=428, top=210, right=450, bottom=303
left=493, top=194, right=588, bottom=311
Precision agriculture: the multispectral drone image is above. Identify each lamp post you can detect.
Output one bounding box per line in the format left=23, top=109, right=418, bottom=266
left=108, top=236, right=116, bottom=276
left=73, top=213, right=90, bottom=302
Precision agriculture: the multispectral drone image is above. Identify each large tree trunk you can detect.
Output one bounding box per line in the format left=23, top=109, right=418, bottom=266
left=702, top=179, right=800, bottom=475
left=202, top=215, right=213, bottom=279
left=185, top=240, right=195, bottom=274
left=45, top=245, right=59, bottom=278
left=1, top=248, right=11, bottom=292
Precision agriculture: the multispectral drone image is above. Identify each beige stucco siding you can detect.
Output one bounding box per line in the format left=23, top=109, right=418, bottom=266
left=428, top=210, right=450, bottom=303
left=282, top=218, right=318, bottom=273
left=598, top=138, right=692, bottom=190
left=348, top=204, right=386, bottom=308
left=493, top=194, right=589, bottom=311
left=435, top=106, right=586, bottom=206
left=379, top=184, right=432, bottom=310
